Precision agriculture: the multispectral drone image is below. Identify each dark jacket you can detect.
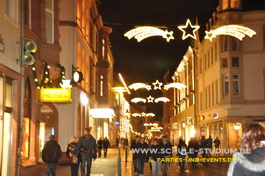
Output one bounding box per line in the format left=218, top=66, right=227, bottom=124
left=177, top=142, right=187, bottom=157
left=131, top=140, right=140, bottom=159
left=66, top=142, right=81, bottom=163
left=148, top=144, right=163, bottom=162
left=160, top=141, right=173, bottom=157
left=188, top=139, right=200, bottom=155
left=137, top=142, right=149, bottom=160
left=103, top=139, right=110, bottom=148
left=97, top=140, right=104, bottom=149
left=227, top=147, right=265, bottom=176
left=72, top=134, right=97, bottom=159
left=42, top=140, right=62, bottom=163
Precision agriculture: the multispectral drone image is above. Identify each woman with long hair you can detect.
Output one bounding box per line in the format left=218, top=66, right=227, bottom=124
left=66, top=136, right=81, bottom=176
left=227, top=124, right=265, bottom=176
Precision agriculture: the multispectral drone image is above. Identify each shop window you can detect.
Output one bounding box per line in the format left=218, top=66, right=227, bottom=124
left=232, top=75, right=240, bottom=96
left=232, top=57, right=239, bottom=67
left=45, top=0, right=54, bottom=43
left=222, top=58, right=228, bottom=67
left=223, top=75, right=229, bottom=95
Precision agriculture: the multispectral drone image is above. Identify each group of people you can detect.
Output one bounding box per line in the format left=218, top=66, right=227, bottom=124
left=130, top=124, right=265, bottom=176
left=41, top=128, right=110, bottom=176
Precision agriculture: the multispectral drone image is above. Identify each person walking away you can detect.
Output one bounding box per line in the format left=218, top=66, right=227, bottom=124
left=200, top=135, right=208, bottom=159
left=227, top=124, right=265, bottom=176
left=160, top=136, right=172, bottom=176
left=116, top=137, right=119, bottom=147
left=188, top=137, right=200, bottom=166
left=177, top=137, right=187, bottom=171
left=130, top=136, right=141, bottom=175
left=206, top=135, right=213, bottom=157
left=213, top=136, right=221, bottom=156
left=66, top=137, right=81, bottom=176
left=97, top=137, right=104, bottom=158
left=42, top=135, right=62, bottom=176
left=103, top=137, right=110, bottom=157
left=137, top=137, right=148, bottom=176
left=148, top=138, right=163, bottom=176
left=72, top=128, right=97, bottom=176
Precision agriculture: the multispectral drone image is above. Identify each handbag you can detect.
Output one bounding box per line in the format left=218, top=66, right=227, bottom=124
left=71, top=154, right=78, bottom=164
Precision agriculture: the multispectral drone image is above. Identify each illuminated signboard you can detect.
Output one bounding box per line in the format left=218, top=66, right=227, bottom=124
left=39, top=88, right=72, bottom=103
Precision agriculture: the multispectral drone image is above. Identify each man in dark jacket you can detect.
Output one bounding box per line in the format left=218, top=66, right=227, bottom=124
left=97, top=137, right=104, bottom=158
left=130, top=136, right=141, bottom=174
left=42, top=135, right=62, bottom=176
left=103, top=137, right=110, bottom=157
left=188, top=137, right=200, bottom=166
left=72, top=128, right=97, bottom=176
left=160, top=136, right=172, bottom=176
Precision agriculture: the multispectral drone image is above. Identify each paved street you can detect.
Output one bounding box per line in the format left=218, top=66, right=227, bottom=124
left=21, top=148, right=229, bottom=176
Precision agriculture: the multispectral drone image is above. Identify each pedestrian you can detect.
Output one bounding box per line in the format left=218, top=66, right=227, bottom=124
left=137, top=137, right=148, bottom=176
left=66, top=136, right=81, bottom=176
left=200, top=135, right=208, bottom=159
left=148, top=138, right=163, bottom=176
left=160, top=136, right=172, bottom=176
left=42, top=135, right=62, bottom=176
left=188, top=137, right=200, bottom=166
left=103, top=137, right=110, bottom=157
left=177, top=137, right=187, bottom=171
left=130, top=136, right=141, bottom=175
left=206, top=135, right=213, bottom=157
left=213, top=136, right=221, bottom=155
left=116, top=137, right=119, bottom=147
left=71, top=127, right=97, bottom=176
left=97, top=137, right=104, bottom=158
left=227, top=124, right=265, bottom=176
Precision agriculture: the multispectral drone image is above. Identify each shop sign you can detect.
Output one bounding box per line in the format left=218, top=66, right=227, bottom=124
left=213, top=113, right=219, bottom=119
left=186, top=117, right=193, bottom=125
left=39, top=88, right=72, bottom=103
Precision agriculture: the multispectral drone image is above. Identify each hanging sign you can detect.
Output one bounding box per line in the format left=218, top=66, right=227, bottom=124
left=39, top=88, right=72, bottom=103
left=23, top=41, right=37, bottom=65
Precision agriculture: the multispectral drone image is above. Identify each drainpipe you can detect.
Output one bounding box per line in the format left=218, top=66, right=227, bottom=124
left=17, top=0, right=25, bottom=175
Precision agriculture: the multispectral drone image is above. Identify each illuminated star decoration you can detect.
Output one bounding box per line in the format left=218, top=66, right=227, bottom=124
left=152, top=80, right=163, bottom=90
left=205, top=25, right=257, bottom=41
left=164, top=83, right=187, bottom=90
left=132, top=113, right=142, bottom=117
left=124, top=26, right=174, bottom=42
left=129, top=83, right=152, bottom=91
left=178, top=19, right=200, bottom=40
left=146, top=113, right=156, bottom=117
left=131, top=98, right=147, bottom=103
left=147, top=96, right=155, bottom=103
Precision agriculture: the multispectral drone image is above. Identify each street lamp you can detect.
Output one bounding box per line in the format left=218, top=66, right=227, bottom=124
left=112, top=86, right=127, bottom=176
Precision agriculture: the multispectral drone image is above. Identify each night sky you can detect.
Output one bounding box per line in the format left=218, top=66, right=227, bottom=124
left=99, top=0, right=219, bottom=120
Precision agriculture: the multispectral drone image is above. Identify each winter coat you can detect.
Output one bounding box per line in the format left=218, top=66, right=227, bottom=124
left=160, top=141, right=173, bottom=157
left=207, top=138, right=213, bottom=148
left=131, top=141, right=142, bottom=159
left=188, top=139, right=200, bottom=155
left=148, top=144, right=163, bottom=162
left=42, top=140, right=62, bottom=163
left=72, top=134, right=97, bottom=159
left=66, top=142, right=81, bottom=163
left=97, top=140, right=104, bottom=149
left=137, top=142, right=149, bottom=160
left=177, top=143, right=187, bottom=158
left=214, top=139, right=221, bottom=148
left=227, top=147, right=265, bottom=176
left=103, top=139, right=110, bottom=148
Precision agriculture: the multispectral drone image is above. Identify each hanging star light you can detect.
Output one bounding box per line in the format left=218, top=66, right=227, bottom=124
left=178, top=19, right=200, bottom=40
left=132, top=113, right=142, bottom=117
left=129, top=83, right=151, bottom=91
left=146, top=113, right=156, bottom=117
left=152, top=80, right=163, bottom=90
left=147, top=95, right=155, bottom=103
left=124, top=27, right=174, bottom=42
left=164, top=83, right=187, bottom=90
left=205, top=25, right=256, bottom=41
left=131, top=98, right=147, bottom=103
left=154, top=97, right=170, bottom=103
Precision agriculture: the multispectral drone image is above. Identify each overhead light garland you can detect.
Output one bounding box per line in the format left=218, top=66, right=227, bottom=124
left=178, top=19, right=200, bottom=40
left=164, top=83, right=186, bottom=90
left=154, top=97, right=170, bottom=103
left=129, top=83, right=151, bottom=91
left=131, top=98, right=147, bottom=103
left=124, top=26, right=174, bottom=42
left=152, top=80, right=163, bottom=90
left=205, top=25, right=256, bottom=41
left=146, top=95, right=155, bottom=103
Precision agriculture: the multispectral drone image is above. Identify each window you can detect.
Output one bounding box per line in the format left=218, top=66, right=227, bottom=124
left=231, top=37, right=238, bottom=51
left=223, top=75, right=229, bottom=95
left=90, top=57, right=93, bottom=93
left=222, top=58, right=228, bottom=67
left=102, top=39, right=105, bottom=59
left=232, top=57, right=239, bottom=67
left=232, top=75, right=240, bottom=96
left=100, top=75, right=104, bottom=97
left=230, top=0, right=240, bottom=8
left=45, top=0, right=54, bottom=43
left=5, top=0, right=18, bottom=23
left=222, top=36, right=228, bottom=52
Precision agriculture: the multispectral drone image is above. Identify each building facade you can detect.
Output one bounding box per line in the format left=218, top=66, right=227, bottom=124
left=0, top=0, right=22, bottom=175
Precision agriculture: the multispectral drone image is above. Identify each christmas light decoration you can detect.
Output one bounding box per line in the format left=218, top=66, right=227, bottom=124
left=118, top=73, right=131, bottom=94
left=132, top=113, right=142, bottom=117
left=147, top=95, right=155, bottom=103
left=154, top=97, right=170, bottom=103
left=131, top=98, right=147, bottom=103
left=146, top=113, right=156, bottom=117
left=128, top=83, right=151, bottom=91
left=60, top=80, right=72, bottom=89
left=23, top=41, right=37, bottom=65
left=164, top=83, right=186, bottom=90
left=124, top=26, right=174, bottom=42
left=205, top=25, right=256, bottom=41
left=152, top=80, right=163, bottom=90
left=178, top=19, right=200, bottom=40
